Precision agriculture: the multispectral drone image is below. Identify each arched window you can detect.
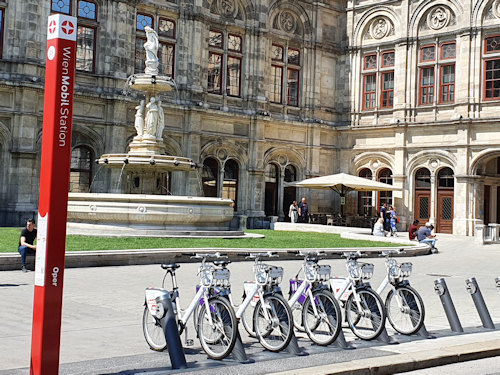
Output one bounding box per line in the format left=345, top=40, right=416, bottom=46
left=223, top=159, right=239, bottom=210
left=202, top=157, right=218, bottom=197
left=415, top=167, right=431, bottom=188
left=70, top=146, right=93, bottom=192
left=358, top=168, right=373, bottom=215
left=265, top=163, right=279, bottom=216
left=284, top=164, right=297, bottom=182
left=438, top=167, right=454, bottom=188
left=378, top=168, right=393, bottom=207
left=414, top=167, right=431, bottom=224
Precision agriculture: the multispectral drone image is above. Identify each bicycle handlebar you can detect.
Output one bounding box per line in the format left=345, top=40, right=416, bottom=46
left=380, top=249, right=405, bottom=257
left=184, top=252, right=228, bottom=259
left=238, top=251, right=279, bottom=259
left=342, top=251, right=365, bottom=259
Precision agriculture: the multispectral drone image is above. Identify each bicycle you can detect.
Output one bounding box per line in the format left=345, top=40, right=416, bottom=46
left=375, top=249, right=425, bottom=335
left=287, top=250, right=342, bottom=346
left=235, top=252, right=294, bottom=352
left=329, top=251, right=387, bottom=340
left=143, top=253, right=237, bottom=360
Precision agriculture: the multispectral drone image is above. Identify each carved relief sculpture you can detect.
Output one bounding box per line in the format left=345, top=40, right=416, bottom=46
left=279, top=11, right=297, bottom=34
left=144, top=97, right=159, bottom=138
left=156, top=99, right=165, bottom=139
left=218, top=0, right=237, bottom=17
left=494, top=0, right=500, bottom=18
left=144, top=26, right=159, bottom=75
left=427, top=6, right=450, bottom=30
left=370, top=18, right=390, bottom=39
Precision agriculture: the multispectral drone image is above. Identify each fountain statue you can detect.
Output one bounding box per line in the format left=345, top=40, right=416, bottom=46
left=66, top=29, right=239, bottom=237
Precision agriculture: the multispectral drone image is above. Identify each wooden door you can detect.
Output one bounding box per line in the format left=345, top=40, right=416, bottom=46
left=437, top=191, right=454, bottom=233
left=484, top=185, right=490, bottom=225
left=415, top=190, right=431, bottom=224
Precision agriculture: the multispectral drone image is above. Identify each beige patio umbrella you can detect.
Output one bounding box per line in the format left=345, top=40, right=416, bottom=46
left=293, top=173, right=401, bottom=216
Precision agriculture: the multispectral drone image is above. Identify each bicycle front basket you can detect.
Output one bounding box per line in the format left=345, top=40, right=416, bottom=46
left=212, top=268, right=231, bottom=287
left=267, top=266, right=284, bottom=284
left=399, top=262, right=413, bottom=278
left=359, top=263, right=374, bottom=280
left=199, top=265, right=214, bottom=287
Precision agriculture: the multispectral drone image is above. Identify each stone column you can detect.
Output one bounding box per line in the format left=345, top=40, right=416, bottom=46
left=430, top=175, right=437, bottom=225
left=277, top=168, right=285, bottom=221
left=491, top=185, right=498, bottom=224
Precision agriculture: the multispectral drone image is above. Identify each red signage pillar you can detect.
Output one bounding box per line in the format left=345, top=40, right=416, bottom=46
left=30, top=14, right=77, bottom=375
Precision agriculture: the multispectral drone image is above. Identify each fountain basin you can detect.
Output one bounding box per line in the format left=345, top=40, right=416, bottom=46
left=98, top=154, right=196, bottom=172
left=66, top=193, right=242, bottom=237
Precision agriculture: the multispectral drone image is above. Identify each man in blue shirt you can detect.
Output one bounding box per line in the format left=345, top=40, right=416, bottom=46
left=417, top=222, right=437, bottom=253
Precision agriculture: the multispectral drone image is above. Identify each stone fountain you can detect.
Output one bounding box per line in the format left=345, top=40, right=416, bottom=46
left=66, top=27, right=240, bottom=237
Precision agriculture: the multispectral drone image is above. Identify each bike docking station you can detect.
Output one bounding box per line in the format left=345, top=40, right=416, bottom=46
left=229, top=329, right=253, bottom=363
left=155, top=291, right=188, bottom=370
left=465, top=277, right=495, bottom=330
left=434, top=278, right=464, bottom=333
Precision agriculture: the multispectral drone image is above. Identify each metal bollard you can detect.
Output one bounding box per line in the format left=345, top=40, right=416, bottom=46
left=465, top=278, right=495, bottom=329
left=156, top=292, right=188, bottom=370
left=495, top=277, right=500, bottom=291
left=434, top=278, right=463, bottom=333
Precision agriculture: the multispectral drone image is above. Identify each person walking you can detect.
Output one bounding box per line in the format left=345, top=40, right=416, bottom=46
left=18, top=218, right=37, bottom=272
left=389, top=205, right=399, bottom=236
left=289, top=200, right=299, bottom=223
left=298, top=197, right=309, bottom=223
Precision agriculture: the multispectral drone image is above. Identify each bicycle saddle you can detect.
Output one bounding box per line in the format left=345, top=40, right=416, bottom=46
left=213, top=259, right=231, bottom=267
left=161, top=263, right=180, bottom=271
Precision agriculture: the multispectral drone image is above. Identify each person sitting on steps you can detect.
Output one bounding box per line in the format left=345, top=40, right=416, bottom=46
left=18, top=218, right=37, bottom=272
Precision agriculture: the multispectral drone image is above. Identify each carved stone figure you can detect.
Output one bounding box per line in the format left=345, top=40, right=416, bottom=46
left=144, top=26, right=159, bottom=75
left=144, top=97, right=159, bottom=138
left=218, top=0, right=236, bottom=17
left=280, top=11, right=296, bottom=33
left=428, top=7, right=450, bottom=30
left=134, top=100, right=145, bottom=139
left=156, top=99, right=165, bottom=139
left=371, top=18, right=389, bottom=39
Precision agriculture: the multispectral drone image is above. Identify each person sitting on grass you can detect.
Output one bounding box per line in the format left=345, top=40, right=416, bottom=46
left=18, top=218, right=37, bottom=272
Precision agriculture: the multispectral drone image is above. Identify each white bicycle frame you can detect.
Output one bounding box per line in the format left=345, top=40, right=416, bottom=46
left=375, top=256, right=412, bottom=312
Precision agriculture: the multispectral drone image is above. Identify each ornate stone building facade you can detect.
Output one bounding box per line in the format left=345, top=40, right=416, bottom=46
left=0, top=0, right=499, bottom=235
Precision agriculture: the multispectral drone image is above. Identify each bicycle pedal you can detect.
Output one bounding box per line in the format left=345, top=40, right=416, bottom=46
left=185, top=339, right=194, bottom=346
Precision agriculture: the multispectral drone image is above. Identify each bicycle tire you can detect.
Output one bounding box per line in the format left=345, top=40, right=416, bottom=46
left=241, top=298, right=257, bottom=337
left=385, top=285, right=425, bottom=335
left=142, top=306, right=167, bottom=351
left=253, top=294, right=294, bottom=352
left=197, top=296, right=237, bottom=360
left=345, top=288, right=386, bottom=340
left=302, top=290, right=342, bottom=346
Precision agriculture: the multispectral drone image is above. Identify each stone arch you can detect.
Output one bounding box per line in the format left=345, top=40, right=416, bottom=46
left=409, top=0, right=463, bottom=39
left=354, top=7, right=400, bottom=46
left=407, top=150, right=456, bottom=177
left=203, top=0, right=254, bottom=22
left=470, top=148, right=500, bottom=175
left=352, top=151, right=395, bottom=176
left=262, top=147, right=306, bottom=176
left=72, top=124, right=104, bottom=158
left=200, top=139, right=248, bottom=169
left=472, top=0, right=500, bottom=27
left=268, top=1, right=313, bottom=38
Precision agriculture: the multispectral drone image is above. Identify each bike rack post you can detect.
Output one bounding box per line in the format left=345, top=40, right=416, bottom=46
left=376, top=327, right=399, bottom=344
left=494, top=277, right=500, bottom=292
left=230, top=329, right=252, bottom=363
left=465, top=277, right=495, bottom=329
left=434, top=278, right=463, bottom=333
left=156, top=292, right=188, bottom=370
left=285, top=331, right=308, bottom=356
left=416, top=324, right=436, bottom=339
left=334, top=328, right=355, bottom=349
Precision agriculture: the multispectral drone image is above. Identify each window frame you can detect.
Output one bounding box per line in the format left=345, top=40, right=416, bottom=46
left=362, top=73, right=376, bottom=110
left=484, top=57, right=500, bottom=101
left=270, top=64, right=283, bottom=104
left=419, top=66, right=435, bottom=105
left=51, top=0, right=72, bottom=15
left=484, top=35, right=500, bottom=54
left=76, top=24, right=97, bottom=73
left=439, top=63, right=455, bottom=104
left=380, top=71, right=394, bottom=109
left=286, top=67, right=300, bottom=107
left=207, top=51, right=223, bottom=95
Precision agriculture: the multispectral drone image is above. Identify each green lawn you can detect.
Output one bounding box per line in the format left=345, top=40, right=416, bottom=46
left=1, top=228, right=400, bottom=252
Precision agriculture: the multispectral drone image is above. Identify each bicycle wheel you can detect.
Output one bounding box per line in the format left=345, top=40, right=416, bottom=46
left=142, top=306, right=167, bottom=351
left=241, top=299, right=257, bottom=337
left=346, top=288, right=386, bottom=340
left=197, top=296, right=237, bottom=360
left=302, top=290, right=342, bottom=346
left=385, top=285, right=425, bottom=335
left=291, top=302, right=305, bottom=332
left=253, top=294, right=293, bottom=352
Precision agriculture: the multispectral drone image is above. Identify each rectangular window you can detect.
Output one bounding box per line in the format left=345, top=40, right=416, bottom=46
left=485, top=36, right=500, bottom=53
left=287, top=68, right=299, bottom=106
left=364, top=54, right=377, bottom=69
left=159, top=18, right=176, bottom=38
left=441, top=42, right=456, bottom=59
left=440, top=64, right=455, bottom=103
left=228, top=34, right=242, bottom=52
left=159, top=43, right=175, bottom=77
left=288, top=48, right=300, bottom=65
left=137, top=13, right=153, bottom=30
left=420, top=67, right=434, bottom=104
left=208, top=30, right=223, bottom=48
left=485, top=59, right=500, bottom=100
left=421, top=45, right=436, bottom=61
left=272, top=44, right=283, bottom=61
left=363, top=74, right=376, bottom=109
left=76, top=26, right=95, bottom=72
left=135, top=37, right=146, bottom=73
left=78, top=1, right=96, bottom=20
left=380, top=72, right=394, bottom=108
left=208, top=52, right=223, bottom=94
left=381, top=51, right=394, bottom=67
left=271, top=65, right=283, bottom=103
left=226, top=56, right=241, bottom=97
left=52, top=0, right=71, bottom=14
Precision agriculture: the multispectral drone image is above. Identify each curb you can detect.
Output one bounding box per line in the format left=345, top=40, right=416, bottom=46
left=268, top=339, right=500, bottom=375
left=0, top=245, right=430, bottom=271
